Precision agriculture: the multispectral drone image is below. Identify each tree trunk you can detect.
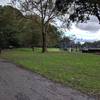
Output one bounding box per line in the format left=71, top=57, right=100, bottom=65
left=31, top=46, right=34, bottom=52
left=41, top=19, right=48, bottom=53
left=42, top=31, right=47, bottom=53
left=0, top=48, right=2, bottom=54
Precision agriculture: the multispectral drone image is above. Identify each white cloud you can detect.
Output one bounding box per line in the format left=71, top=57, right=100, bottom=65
left=75, top=16, right=100, bottom=33
left=76, top=22, right=100, bottom=32
left=65, top=24, right=100, bottom=42
left=63, top=16, right=100, bottom=43
left=0, top=0, right=10, bottom=6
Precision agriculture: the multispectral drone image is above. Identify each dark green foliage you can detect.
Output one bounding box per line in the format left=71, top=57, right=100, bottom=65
left=0, top=5, right=61, bottom=49
left=0, top=6, right=22, bottom=49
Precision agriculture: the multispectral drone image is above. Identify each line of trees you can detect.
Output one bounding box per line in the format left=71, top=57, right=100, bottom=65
left=82, top=41, right=100, bottom=48
left=11, top=0, right=100, bottom=53
left=11, top=0, right=66, bottom=53
left=0, top=5, right=62, bottom=53
left=1, top=0, right=100, bottom=53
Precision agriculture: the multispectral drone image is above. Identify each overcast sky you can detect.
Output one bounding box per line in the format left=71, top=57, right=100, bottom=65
left=0, top=0, right=10, bottom=5
left=66, top=16, right=100, bottom=43
left=1, top=0, right=100, bottom=43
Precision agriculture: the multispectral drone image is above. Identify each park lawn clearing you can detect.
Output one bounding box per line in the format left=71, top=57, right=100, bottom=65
left=0, top=48, right=100, bottom=96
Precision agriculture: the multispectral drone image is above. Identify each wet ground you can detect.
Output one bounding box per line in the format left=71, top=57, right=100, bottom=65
left=0, top=59, right=98, bottom=100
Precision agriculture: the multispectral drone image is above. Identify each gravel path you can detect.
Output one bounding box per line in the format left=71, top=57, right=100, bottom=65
left=0, top=59, right=98, bottom=100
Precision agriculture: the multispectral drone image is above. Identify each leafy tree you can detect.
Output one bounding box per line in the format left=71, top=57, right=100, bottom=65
left=0, top=5, right=62, bottom=52
left=11, top=0, right=63, bottom=52
left=56, top=0, right=100, bottom=23
left=9, top=0, right=100, bottom=53
left=18, top=18, right=42, bottom=47
left=0, top=6, right=24, bottom=50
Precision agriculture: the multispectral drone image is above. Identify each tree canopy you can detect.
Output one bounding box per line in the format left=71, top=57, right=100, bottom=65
left=0, top=5, right=61, bottom=50
left=56, top=0, right=100, bottom=23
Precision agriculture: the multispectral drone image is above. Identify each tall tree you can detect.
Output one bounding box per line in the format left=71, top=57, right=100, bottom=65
left=0, top=5, right=61, bottom=51
left=11, top=0, right=64, bottom=52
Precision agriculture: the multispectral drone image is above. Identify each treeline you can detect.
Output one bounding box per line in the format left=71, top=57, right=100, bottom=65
left=0, top=5, right=61, bottom=50
left=82, top=41, right=100, bottom=48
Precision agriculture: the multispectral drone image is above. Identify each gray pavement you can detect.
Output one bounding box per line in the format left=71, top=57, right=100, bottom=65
left=0, top=59, right=98, bottom=100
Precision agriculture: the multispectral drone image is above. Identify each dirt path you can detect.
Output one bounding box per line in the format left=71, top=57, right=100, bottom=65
left=0, top=59, right=97, bottom=100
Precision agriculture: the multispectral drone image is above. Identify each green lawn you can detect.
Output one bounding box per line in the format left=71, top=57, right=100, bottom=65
left=0, top=48, right=100, bottom=96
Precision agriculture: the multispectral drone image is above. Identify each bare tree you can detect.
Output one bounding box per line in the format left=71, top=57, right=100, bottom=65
left=11, top=0, right=65, bottom=52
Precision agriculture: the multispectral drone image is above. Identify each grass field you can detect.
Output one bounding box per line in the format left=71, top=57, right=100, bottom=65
left=0, top=48, right=100, bottom=96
